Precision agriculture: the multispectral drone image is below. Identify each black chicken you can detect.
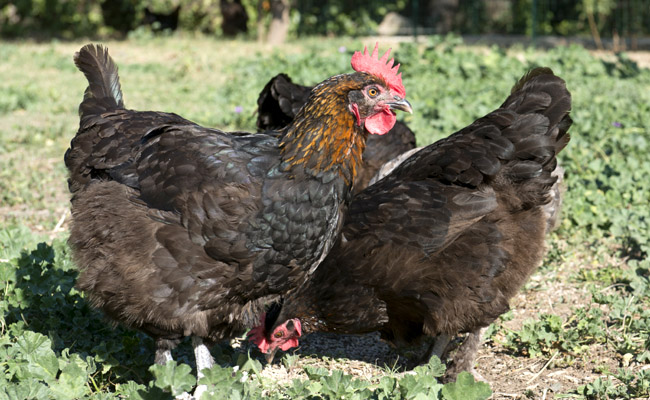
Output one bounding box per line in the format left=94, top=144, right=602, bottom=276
left=256, top=73, right=417, bottom=193
left=220, top=0, right=248, bottom=36
left=249, top=68, right=572, bottom=379
left=65, top=43, right=411, bottom=394
left=143, top=5, right=181, bottom=32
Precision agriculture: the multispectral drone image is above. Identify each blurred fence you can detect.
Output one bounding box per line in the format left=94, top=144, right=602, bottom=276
left=297, top=0, right=650, bottom=49
left=1, top=0, right=649, bottom=50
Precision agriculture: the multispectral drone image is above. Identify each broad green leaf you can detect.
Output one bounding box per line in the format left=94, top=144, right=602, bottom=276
left=115, top=381, right=166, bottom=400
left=198, top=364, right=234, bottom=386
left=1, top=379, right=50, bottom=400
left=441, top=372, right=491, bottom=400
left=15, top=332, right=59, bottom=382
left=50, top=353, right=90, bottom=399
left=237, top=354, right=262, bottom=375
left=150, top=361, right=196, bottom=397
left=413, top=393, right=434, bottom=400
left=303, top=366, right=330, bottom=380
left=413, top=356, right=446, bottom=378
left=399, top=373, right=442, bottom=399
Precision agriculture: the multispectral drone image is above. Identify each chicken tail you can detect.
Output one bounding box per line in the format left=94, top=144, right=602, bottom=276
left=499, top=67, right=572, bottom=211
left=74, top=44, right=124, bottom=119
left=507, top=67, right=572, bottom=157
left=256, top=73, right=312, bottom=131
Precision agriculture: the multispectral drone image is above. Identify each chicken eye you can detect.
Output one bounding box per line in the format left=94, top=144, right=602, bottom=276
left=368, top=88, right=379, bottom=97
left=274, top=331, right=284, bottom=338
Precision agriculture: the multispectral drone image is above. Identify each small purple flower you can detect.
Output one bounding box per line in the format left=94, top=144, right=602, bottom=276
left=338, top=46, right=347, bottom=53
left=612, top=121, right=622, bottom=128
left=234, top=106, right=243, bottom=114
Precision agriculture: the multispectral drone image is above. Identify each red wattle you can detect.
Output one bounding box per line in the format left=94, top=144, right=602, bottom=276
left=365, top=109, right=396, bottom=135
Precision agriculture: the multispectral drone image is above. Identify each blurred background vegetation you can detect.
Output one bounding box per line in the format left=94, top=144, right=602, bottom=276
left=1, top=0, right=649, bottom=50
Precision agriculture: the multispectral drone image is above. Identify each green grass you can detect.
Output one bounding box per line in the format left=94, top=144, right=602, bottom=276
left=1, top=34, right=649, bottom=398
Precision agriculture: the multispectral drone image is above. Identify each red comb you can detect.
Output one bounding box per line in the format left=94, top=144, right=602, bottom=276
left=351, top=43, right=405, bottom=98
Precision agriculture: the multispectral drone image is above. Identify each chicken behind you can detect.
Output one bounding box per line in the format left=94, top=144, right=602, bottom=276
left=250, top=68, right=572, bottom=378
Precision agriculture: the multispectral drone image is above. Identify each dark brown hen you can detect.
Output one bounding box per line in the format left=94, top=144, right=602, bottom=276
left=143, top=5, right=180, bottom=32
left=251, top=68, right=572, bottom=378
left=65, top=44, right=411, bottom=394
left=256, top=73, right=417, bottom=193
left=220, top=0, right=248, bottom=36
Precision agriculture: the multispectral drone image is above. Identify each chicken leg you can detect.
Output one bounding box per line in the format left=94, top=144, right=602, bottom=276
left=192, top=336, right=214, bottom=399
left=444, top=327, right=486, bottom=382
left=153, top=336, right=214, bottom=400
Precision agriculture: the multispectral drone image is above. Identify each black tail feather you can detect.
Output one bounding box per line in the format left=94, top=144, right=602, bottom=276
left=74, top=44, right=124, bottom=119
left=507, top=67, right=571, bottom=159
left=501, top=68, right=572, bottom=208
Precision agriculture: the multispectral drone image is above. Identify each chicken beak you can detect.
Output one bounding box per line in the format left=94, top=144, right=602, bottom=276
left=265, top=347, right=279, bottom=364
left=387, top=98, right=413, bottom=114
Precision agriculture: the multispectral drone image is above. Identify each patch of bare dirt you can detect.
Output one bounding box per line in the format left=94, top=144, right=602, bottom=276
left=253, top=331, right=416, bottom=385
